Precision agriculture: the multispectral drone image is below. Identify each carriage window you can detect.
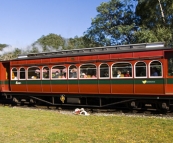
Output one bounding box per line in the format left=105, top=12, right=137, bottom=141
left=80, top=64, right=97, bottom=79
left=42, top=67, right=49, bottom=79
left=112, top=63, right=132, bottom=78
left=100, top=64, right=109, bottom=78
left=69, top=65, right=77, bottom=79
left=20, top=68, right=25, bottom=79
left=28, top=67, right=40, bottom=79
left=52, top=66, right=67, bottom=79
left=168, top=57, right=173, bottom=76
left=11, top=68, right=18, bottom=80
left=135, top=62, right=146, bottom=77
left=150, top=61, right=162, bottom=77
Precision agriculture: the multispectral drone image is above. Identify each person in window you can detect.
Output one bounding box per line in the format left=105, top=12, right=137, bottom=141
left=117, top=70, right=121, bottom=78
left=70, top=68, right=77, bottom=78
left=125, top=71, right=130, bottom=77
left=151, top=67, right=158, bottom=76
left=54, top=71, right=60, bottom=78
left=81, top=73, right=87, bottom=78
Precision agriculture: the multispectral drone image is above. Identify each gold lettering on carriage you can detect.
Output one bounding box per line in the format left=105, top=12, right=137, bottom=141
left=15, top=81, right=21, bottom=84
left=142, top=80, right=155, bottom=84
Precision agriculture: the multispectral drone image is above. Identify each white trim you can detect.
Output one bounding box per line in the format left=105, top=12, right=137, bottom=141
left=51, top=65, right=67, bottom=80
left=99, top=63, right=110, bottom=79
left=79, top=63, right=97, bottom=79
left=42, top=66, right=50, bottom=80
left=27, top=66, right=40, bottom=80
left=134, top=61, right=147, bottom=78
left=19, top=67, right=26, bottom=80
left=111, top=62, right=133, bottom=79
left=68, top=65, right=78, bottom=80
left=11, top=67, right=18, bottom=80
left=149, top=60, right=163, bottom=78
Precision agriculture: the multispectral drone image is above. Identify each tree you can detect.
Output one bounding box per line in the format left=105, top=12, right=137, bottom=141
left=65, top=36, right=102, bottom=49
left=0, top=48, right=22, bottom=60
left=32, top=33, right=65, bottom=52
left=0, top=44, right=8, bottom=51
left=84, top=0, right=137, bottom=45
left=136, top=0, right=173, bottom=45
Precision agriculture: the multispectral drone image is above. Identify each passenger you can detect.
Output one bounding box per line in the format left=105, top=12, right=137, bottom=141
left=31, top=76, right=36, bottom=79
left=92, top=75, right=96, bottom=78
left=81, top=73, right=87, bottom=78
left=124, top=71, right=130, bottom=77
left=151, top=67, right=158, bottom=76
left=117, top=70, right=121, bottom=78
left=70, top=68, right=77, bottom=78
left=54, top=71, right=60, bottom=78
left=120, top=74, right=124, bottom=77
left=14, top=76, right=18, bottom=80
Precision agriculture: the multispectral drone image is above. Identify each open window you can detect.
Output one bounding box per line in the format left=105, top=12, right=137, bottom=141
left=69, top=65, right=77, bottom=79
left=149, top=60, right=162, bottom=77
left=52, top=66, right=67, bottom=79
left=99, top=63, right=109, bottom=78
left=11, top=68, right=18, bottom=80
left=112, top=63, right=132, bottom=78
left=19, top=68, right=25, bottom=80
left=80, top=64, right=97, bottom=79
left=135, top=62, right=147, bottom=78
left=42, top=66, right=50, bottom=79
left=28, top=67, right=40, bottom=79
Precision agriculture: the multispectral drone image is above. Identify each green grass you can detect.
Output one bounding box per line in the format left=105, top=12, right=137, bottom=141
left=0, top=107, right=173, bottom=143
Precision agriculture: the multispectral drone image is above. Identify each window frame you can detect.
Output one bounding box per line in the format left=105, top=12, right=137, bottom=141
left=134, top=61, right=147, bottom=78
left=11, top=67, right=18, bottom=80
left=68, top=65, right=78, bottom=80
left=42, top=66, right=50, bottom=80
left=99, top=63, right=110, bottom=79
left=19, top=67, right=26, bottom=80
left=149, top=60, right=163, bottom=78
left=111, top=62, right=133, bottom=79
left=79, top=63, right=97, bottom=79
left=27, top=66, right=41, bottom=80
left=51, top=65, right=67, bottom=80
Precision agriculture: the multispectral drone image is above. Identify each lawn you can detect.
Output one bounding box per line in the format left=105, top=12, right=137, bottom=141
left=0, top=107, right=173, bottom=143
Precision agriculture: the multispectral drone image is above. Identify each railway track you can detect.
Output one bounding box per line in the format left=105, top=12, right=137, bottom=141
left=1, top=102, right=173, bottom=118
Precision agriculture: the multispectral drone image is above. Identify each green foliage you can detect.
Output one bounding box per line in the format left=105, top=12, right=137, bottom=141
left=84, top=0, right=173, bottom=46
left=33, top=33, right=65, bottom=52
left=65, top=36, right=102, bottom=49
left=0, top=48, right=22, bottom=60
left=84, top=0, right=137, bottom=45
left=136, top=0, right=173, bottom=45
left=136, top=0, right=173, bottom=28
left=0, top=44, right=8, bottom=51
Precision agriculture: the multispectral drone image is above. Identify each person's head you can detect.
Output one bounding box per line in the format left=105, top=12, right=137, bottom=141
left=55, top=71, right=59, bottom=75
left=117, top=70, right=121, bottom=74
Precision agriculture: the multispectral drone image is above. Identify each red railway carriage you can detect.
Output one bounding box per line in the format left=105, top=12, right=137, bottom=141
left=0, top=42, right=173, bottom=110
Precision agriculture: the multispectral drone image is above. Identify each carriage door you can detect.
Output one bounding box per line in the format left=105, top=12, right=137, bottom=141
left=1, top=62, right=10, bottom=91
left=165, top=52, right=173, bottom=94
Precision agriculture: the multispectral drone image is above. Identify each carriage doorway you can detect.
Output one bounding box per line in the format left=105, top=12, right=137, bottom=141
left=1, top=62, right=10, bottom=91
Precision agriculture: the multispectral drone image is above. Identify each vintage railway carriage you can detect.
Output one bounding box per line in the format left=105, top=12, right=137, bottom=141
left=0, top=42, right=173, bottom=110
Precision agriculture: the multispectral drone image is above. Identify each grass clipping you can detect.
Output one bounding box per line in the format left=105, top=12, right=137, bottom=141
left=0, top=107, right=173, bottom=143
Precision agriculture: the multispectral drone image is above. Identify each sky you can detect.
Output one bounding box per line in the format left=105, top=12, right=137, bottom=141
left=0, top=0, right=109, bottom=49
